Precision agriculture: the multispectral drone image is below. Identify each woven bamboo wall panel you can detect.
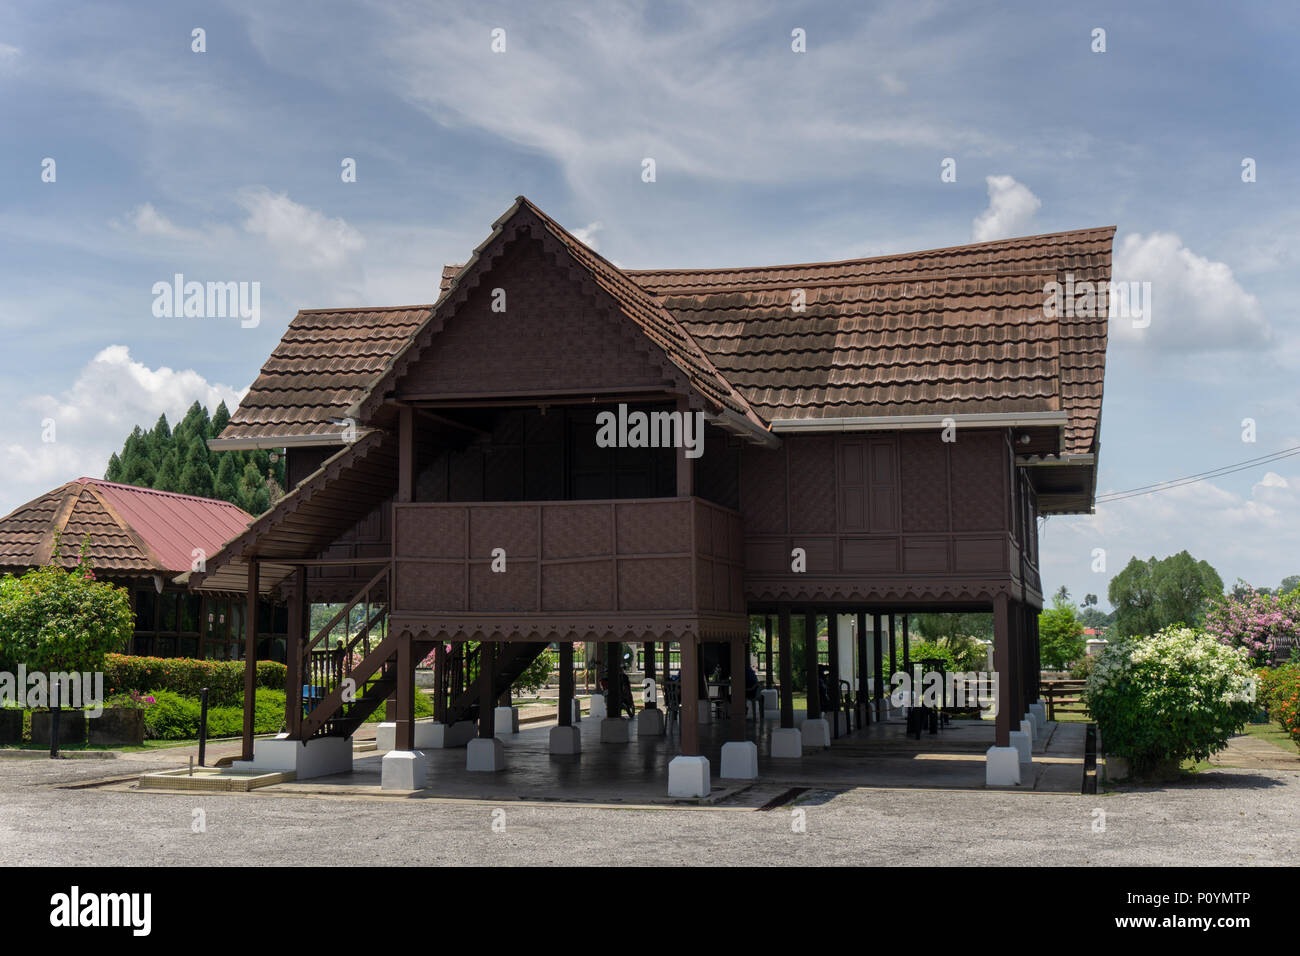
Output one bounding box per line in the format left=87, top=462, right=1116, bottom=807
left=949, top=431, right=1005, bottom=532
left=394, top=506, right=465, bottom=558
left=788, top=436, right=837, bottom=533
left=469, top=559, right=537, bottom=611
left=469, top=505, right=539, bottom=559
left=739, top=445, right=787, bottom=534
left=541, top=560, right=614, bottom=611
left=618, top=557, right=691, bottom=610
left=615, top=499, right=689, bottom=555
left=542, top=503, right=612, bottom=559
left=899, top=432, right=950, bottom=532
left=696, top=558, right=714, bottom=611
left=396, top=561, right=466, bottom=612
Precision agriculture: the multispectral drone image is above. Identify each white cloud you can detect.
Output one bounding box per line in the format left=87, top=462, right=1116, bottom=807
left=1, top=346, right=245, bottom=513
left=236, top=187, right=365, bottom=269
left=571, top=221, right=604, bottom=250
left=972, top=175, right=1041, bottom=241
left=1111, top=232, right=1269, bottom=351
left=124, top=202, right=200, bottom=241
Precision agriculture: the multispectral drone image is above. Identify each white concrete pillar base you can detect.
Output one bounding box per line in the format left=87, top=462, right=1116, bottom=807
left=770, top=727, right=803, bottom=758
left=720, top=740, right=759, bottom=779
left=588, top=694, right=607, bottom=719
left=697, top=699, right=713, bottom=724
left=802, top=717, right=831, bottom=747
left=375, top=721, right=396, bottom=752
left=760, top=688, right=779, bottom=720
left=493, top=706, right=518, bottom=738
left=1010, top=729, right=1032, bottom=765
left=985, top=745, right=1022, bottom=786
left=1029, top=702, right=1046, bottom=727
left=381, top=749, right=428, bottom=790
left=467, top=736, right=505, bottom=771
left=549, top=725, right=581, bottom=755
left=414, top=720, right=477, bottom=749
left=231, top=736, right=353, bottom=780
left=600, top=717, right=630, bottom=743
left=637, top=707, right=665, bottom=737
left=1020, top=717, right=1035, bottom=745
left=667, top=755, right=711, bottom=798
left=569, top=698, right=581, bottom=723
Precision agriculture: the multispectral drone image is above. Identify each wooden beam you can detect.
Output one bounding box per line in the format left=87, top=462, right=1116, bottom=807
left=680, top=634, right=700, bottom=755
left=827, top=612, right=841, bottom=738
left=778, top=607, right=794, bottom=729
left=559, top=642, right=574, bottom=726
left=478, top=642, right=495, bottom=738
left=729, top=636, right=746, bottom=741
left=803, top=610, right=820, bottom=719
left=873, top=612, right=884, bottom=721
left=396, top=630, right=414, bottom=750
left=285, top=567, right=306, bottom=738
left=856, top=611, right=869, bottom=726
left=993, top=592, right=1012, bottom=748
left=242, top=559, right=258, bottom=762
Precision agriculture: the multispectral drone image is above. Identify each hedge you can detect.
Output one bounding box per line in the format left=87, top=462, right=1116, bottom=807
left=104, top=654, right=286, bottom=707
left=142, top=688, right=286, bottom=740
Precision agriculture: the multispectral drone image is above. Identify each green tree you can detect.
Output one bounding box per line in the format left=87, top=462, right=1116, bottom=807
left=1108, top=551, right=1224, bottom=638
left=1038, top=593, right=1086, bottom=669
left=0, top=551, right=134, bottom=676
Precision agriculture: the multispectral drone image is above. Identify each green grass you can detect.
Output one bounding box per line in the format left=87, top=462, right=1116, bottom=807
left=1242, top=719, right=1298, bottom=752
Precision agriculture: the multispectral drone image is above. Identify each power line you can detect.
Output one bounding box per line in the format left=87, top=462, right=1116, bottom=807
left=1096, top=443, right=1300, bottom=503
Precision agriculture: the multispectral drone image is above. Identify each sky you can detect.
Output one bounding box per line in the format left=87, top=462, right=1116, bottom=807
left=2, top=0, right=1298, bottom=608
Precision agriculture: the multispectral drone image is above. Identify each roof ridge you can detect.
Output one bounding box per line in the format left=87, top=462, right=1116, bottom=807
left=78, top=477, right=253, bottom=513
left=624, top=225, right=1118, bottom=278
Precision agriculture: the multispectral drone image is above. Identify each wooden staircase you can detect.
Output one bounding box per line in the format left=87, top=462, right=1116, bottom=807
left=293, top=568, right=550, bottom=740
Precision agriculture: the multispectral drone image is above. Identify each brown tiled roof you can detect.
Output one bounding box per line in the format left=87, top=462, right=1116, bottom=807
left=626, top=227, right=1115, bottom=455
left=355, top=198, right=763, bottom=430
left=237, top=205, right=1112, bottom=456
left=0, top=478, right=253, bottom=578
left=219, top=305, right=431, bottom=443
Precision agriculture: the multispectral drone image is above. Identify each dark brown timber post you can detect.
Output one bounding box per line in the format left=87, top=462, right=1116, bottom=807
left=993, top=592, right=1012, bottom=748
left=827, top=612, right=841, bottom=738
left=765, top=615, right=775, bottom=687
left=888, top=613, right=897, bottom=680
left=902, top=614, right=910, bottom=676
left=433, top=643, right=447, bottom=723
left=607, top=640, right=622, bottom=717
left=396, top=630, right=414, bottom=750
left=729, top=636, right=746, bottom=741
left=680, top=635, right=700, bottom=755
left=856, top=611, right=869, bottom=726
left=559, top=642, right=574, bottom=726
left=644, top=640, right=657, bottom=702
left=286, top=566, right=306, bottom=738
left=778, top=607, right=794, bottom=729
left=242, top=558, right=258, bottom=761
left=803, top=610, right=820, bottom=720
left=478, top=642, right=495, bottom=738
left=873, top=612, right=885, bottom=721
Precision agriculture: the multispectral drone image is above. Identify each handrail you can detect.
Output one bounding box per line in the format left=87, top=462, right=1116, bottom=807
left=304, top=565, right=390, bottom=655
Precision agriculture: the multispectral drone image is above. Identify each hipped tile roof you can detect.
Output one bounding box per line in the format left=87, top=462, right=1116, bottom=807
left=220, top=200, right=1113, bottom=456
left=0, top=478, right=253, bottom=579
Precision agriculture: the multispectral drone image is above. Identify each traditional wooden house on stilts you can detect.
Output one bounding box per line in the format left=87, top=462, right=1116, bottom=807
left=192, top=197, right=1113, bottom=794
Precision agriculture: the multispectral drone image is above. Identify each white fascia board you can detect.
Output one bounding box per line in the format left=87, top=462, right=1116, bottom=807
left=206, top=433, right=352, bottom=452
left=767, top=411, right=1068, bottom=433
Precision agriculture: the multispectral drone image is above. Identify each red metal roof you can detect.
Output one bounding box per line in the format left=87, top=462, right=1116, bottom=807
left=0, top=478, right=253, bottom=578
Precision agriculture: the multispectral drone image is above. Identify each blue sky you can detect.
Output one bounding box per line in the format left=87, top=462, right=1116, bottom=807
left=2, top=0, right=1298, bottom=607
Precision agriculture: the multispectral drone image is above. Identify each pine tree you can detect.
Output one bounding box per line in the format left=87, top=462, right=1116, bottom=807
left=211, top=401, right=231, bottom=438
left=104, top=452, right=123, bottom=482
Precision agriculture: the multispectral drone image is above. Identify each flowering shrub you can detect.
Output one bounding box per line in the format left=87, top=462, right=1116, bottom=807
left=1085, top=626, right=1256, bottom=776
left=1255, top=665, right=1300, bottom=750
left=1204, top=589, right=1300, bottom=665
